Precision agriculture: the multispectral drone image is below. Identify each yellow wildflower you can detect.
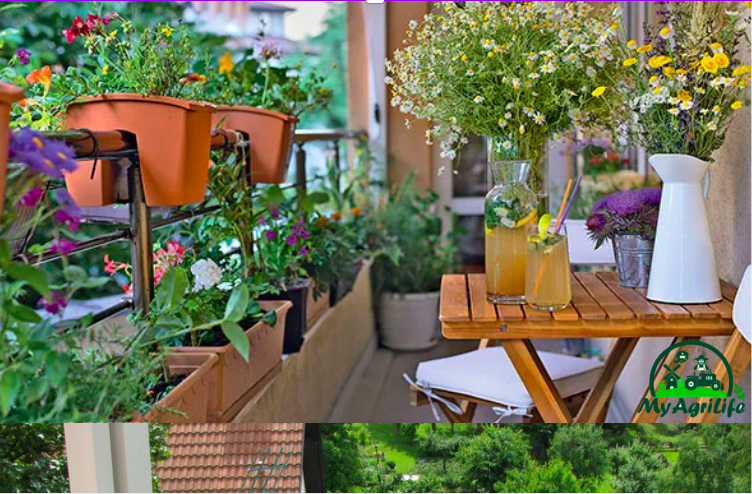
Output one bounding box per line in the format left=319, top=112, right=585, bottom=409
left=648, top=55, right=672, bottom=69
left=677, top=90, right=692, bottom=102
left=591, top=86, right=606, bottom=97
left=663, top=67, right=676, bottom=78
left=731, top=100, right=743, bottom=110
left=623, top=58, right=638, bottom=67
left=627, top=39, right=637, bottom=49
left=659, top=26, right=672, bottom=39
left=700, top=57, right=719, bottom=74
left=219, top=52, right=234, bottom=76
left=637, top=44, right=653, bottom=54
left=161, top=26, right=173, bottom=37
left=732, top=65, right=751, bottom=76
left=102, top=65, right=109, bottom=76
left=652, top=86, right=664, bottom=95
left=713, top=52, right=730, bottom=69
left=712, top=105, right=720, bottom=113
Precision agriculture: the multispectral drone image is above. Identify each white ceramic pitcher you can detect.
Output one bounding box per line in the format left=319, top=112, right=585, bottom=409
left=647, top=154, right=721, bottom=304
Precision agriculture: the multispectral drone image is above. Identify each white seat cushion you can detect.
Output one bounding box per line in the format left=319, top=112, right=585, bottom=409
left=416, top=347, right=603, bottom=409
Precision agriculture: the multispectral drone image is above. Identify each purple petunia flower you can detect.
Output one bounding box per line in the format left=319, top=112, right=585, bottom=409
left=9, top=128, right=79, bottom=180
left=268, top=204, right=280, bottom=219
left=55, top=189, right=82, bottom=231
left=49, top=238, right=77, bottom=256
left=298, top=246, right=309, bottom=256
left=18, top=186, right=44, bottom=208
left=265, top=230, right=277, bottom=240
left=286, top=235, right=298, bottom=246
left=55, top=209, right=81, bottom=232
left=15, top=47, right=31, bottom=65
left=38, top=291, right=67, bottom=315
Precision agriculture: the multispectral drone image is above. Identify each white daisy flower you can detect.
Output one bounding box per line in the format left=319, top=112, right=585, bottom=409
left=680, top=101, right=694, bottom=110
left=502, top=140, right=513, bottom=150
left=668, top=107, right=680, bottom=116
left=474, top=95, right=484, bottom=104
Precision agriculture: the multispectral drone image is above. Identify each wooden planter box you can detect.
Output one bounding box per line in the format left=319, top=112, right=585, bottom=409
left=65, top=94, right=215, bottom=207
left=212, top=106, right=298, bottom=184
left=0, top=83, right=24, bottom=221
left=137, top=352, right=220, bottom=423
left=169, top=300, right=291, bottom=422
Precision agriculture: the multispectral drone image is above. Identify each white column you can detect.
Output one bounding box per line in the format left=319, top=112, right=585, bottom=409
left=64, top=423, right=153, bottom=493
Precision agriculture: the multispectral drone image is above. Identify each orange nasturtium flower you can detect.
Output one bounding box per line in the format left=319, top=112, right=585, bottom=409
left=219, top=52, right=234, bottom=76
left=26, top=65, right=52, bottom=91
left=181, top=73, right=206, bottom=84
left=351, top=207, right=362, bottom=217
left=331, top=212, right=342, bottom=222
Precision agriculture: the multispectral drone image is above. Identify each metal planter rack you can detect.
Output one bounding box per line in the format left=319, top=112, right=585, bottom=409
left=13, top=127, right=365, bottom=329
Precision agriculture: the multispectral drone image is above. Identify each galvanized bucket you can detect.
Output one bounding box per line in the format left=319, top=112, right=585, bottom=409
left=612, top=234, right=654, bottom=288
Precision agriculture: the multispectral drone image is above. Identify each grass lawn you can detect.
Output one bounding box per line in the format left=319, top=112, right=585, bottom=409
left=367, top=424, right=419, bottom=474
left=663, top=450, right=679, bottom=463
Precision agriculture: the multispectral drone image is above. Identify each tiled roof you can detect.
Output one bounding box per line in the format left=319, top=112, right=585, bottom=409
left=157, top=423, right=304, bottom=493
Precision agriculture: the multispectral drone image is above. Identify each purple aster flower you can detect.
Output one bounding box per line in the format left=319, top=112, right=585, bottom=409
left=286, top=235, right=298, bottom=246
left=265, top=230, right=277, bottom=240
left=18, top=186, right=45, bottom=208
left=38, top=291, right=67, bottom=315
left=300, top=229, right=310, bottom=240
left=49, top=238, right=77, bottom=256
left=298, top=246, right=309, bottom=256
left=267, top=204, right=280, bottom=219
left=15, top=47, right=31, bottom=65
left=585, top=213, right=606, bottom=234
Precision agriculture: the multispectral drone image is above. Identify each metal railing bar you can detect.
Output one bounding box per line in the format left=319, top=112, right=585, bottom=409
left=17, top=229, right=131, bottom=266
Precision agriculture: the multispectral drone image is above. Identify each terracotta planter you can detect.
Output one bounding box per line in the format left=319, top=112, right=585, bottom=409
left=138, top=352, right=220, bottom=423
left=259, top=279, right=311, bottom=354
left=307, top=280, right=330, bottom=327
left=169, top=301, right=291, bottom=422
left=0, top=83, right=24, bottom=221
left=213, top=106, right=298, bottom=184
left=65, top=94, right=215, bottom=206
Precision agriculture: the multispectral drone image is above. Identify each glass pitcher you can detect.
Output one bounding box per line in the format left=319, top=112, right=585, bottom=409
left=485, top=139, right=537, bottom=304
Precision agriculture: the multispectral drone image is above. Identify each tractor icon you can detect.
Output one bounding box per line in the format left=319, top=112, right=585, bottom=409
left=685, top=355, right=724, bottom=392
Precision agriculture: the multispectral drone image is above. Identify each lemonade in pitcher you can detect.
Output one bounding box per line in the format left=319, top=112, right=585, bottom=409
left=484, top=156, right=537, bottom=304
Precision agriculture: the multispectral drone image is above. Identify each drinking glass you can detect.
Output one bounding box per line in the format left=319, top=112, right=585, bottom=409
left=525, top=224, right=572, bottom=311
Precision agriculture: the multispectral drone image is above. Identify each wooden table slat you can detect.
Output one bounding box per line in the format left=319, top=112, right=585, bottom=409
left=720, top=280, right=738, bottom=303
left=467, top=274, right=499, bottom=323
left=597, top=272, right=662, bottom=320
left=574, top=272, right=634, bottom=320
left=682, top=304, right=719, bottom=319
left=496, top=303, right=525, bottom=322
left=552, top=303, right=581, bottom=321
left=439, top=275, right=470, bottom=322
left=522, top=304, right=553, bottom=321
left=570, top=275, right=607, bottom=321
left=708, top=299, right=734, bottom=320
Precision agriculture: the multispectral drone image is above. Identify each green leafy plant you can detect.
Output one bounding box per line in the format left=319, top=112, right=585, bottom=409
left=372, top=173, right=457, bottom=294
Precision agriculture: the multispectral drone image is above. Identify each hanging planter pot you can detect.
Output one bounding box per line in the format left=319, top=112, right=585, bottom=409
left=168, top=301, right=290, bottom=422
left=258, top=278, right=311, bottom=354
left=137, top=352, right=220, bottom=423
left=0, top=83, right=24, bottom=221
left=64, top=94, right=215, bottom=206
left=647, top=154, right=721, bottom=303
left=213, top=106, right=298, bottom=184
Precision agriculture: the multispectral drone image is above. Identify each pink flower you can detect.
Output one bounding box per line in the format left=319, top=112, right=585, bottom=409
left=38, top=291, right=67, bottom=315
left=50, top=238, right=77, bottom=256
left=18, top=187, right=44, bottom=208
left=54, top=209, right=81, bottom=232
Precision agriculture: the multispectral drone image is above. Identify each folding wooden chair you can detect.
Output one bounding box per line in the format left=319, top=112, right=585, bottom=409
left=407, top=340, right=603, bottom=423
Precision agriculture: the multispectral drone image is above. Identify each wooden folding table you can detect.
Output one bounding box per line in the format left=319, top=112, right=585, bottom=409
left=439, top=272, right=744, bottom=423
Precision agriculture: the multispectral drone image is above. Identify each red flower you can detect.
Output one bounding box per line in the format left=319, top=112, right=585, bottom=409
left=589, top=156, right=602, bottom=166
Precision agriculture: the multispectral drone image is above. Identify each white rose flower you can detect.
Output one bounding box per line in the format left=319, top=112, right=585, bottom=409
left=191, top=259, right=223, bottom=292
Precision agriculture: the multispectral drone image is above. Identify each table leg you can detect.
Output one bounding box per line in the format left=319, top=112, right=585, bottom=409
left=576, top=337, right=639, bottom=423
left=686, top=330, right=751, bottom=424
left=630, top=336, right=696, bottom=423
left=501, top=339, right=572, bottom=423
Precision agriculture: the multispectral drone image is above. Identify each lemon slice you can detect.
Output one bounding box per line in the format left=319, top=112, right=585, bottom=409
left=538, top=214, right=553, bottom=241
left=514, top=210, right=537, bottom=228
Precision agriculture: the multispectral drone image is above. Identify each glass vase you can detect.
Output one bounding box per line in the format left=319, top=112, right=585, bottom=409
left=485, top=140, right=538, bottom=304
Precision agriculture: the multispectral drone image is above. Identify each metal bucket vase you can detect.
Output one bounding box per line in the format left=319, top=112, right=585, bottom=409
left=647, top=154, right=721, bottom=303
left=612, top=234, right=653, bottom=288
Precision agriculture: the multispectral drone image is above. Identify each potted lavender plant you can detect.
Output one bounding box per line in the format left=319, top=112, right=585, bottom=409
left=586, top=188, right=661, bottom=288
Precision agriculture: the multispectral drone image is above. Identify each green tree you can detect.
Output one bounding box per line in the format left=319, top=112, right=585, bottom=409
left=0, top=424, right=68, bottom=493
left=549, top=424, right=609, bottom=483
left=522, top=424, right=558, bottom=461
left=321, top=424, right=363, bottom=493
left=497, top=459, right=582, bottom=493
left=149, top=424, right=171, bottom=492
left=418, top=432, right=468, bottom=473
left=455, top=426, right=532, bottom=492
